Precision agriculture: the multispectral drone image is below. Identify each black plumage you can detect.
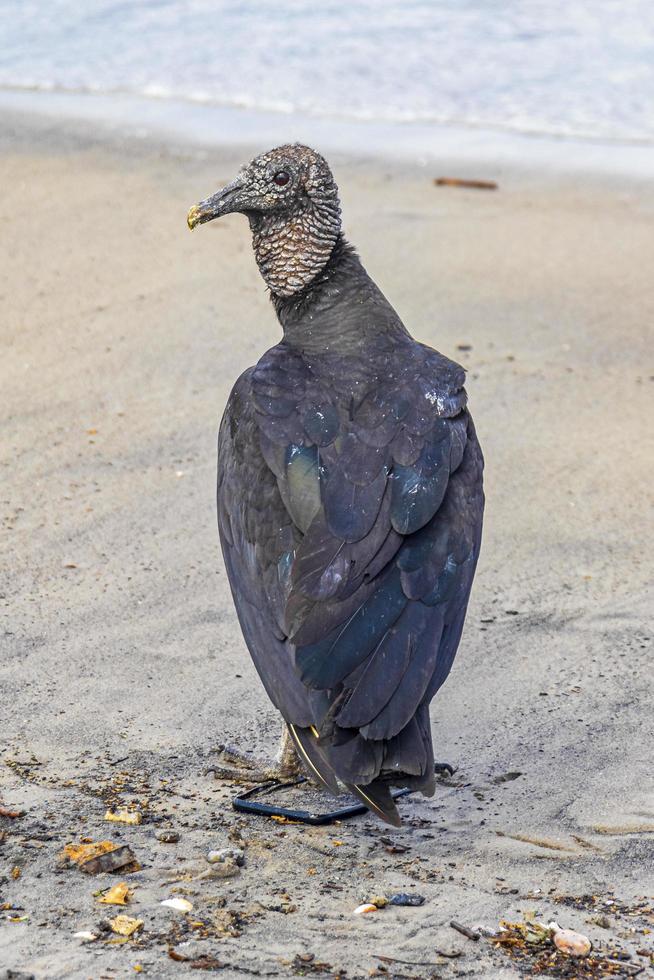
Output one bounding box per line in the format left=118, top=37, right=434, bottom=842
left=188, top=144, right=484, bottom=826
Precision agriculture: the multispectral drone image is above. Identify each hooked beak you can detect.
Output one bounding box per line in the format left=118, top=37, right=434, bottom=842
left=187, top=178, right=244, bottom=230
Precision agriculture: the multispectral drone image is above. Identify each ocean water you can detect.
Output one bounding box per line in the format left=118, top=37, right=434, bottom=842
left=1, top=0, right=653, bottom=146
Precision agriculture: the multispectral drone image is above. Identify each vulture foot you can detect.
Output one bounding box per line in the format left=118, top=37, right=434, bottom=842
left=209, top=726, right=304, bottom=784
left=434, top=762, right=456, bottom=778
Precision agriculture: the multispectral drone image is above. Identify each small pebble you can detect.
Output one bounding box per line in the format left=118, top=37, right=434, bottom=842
left=206, top=847, right=245, bottom=866
left=368, top=895, right=388, bottom=908
left=155, top=830, right=180, bottom=843
left=201, top=847, right=244, bottom=879
left=73, top=931, right=97, bottom=942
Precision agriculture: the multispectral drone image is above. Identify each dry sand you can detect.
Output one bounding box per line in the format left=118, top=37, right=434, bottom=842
left=1, top=110, right=653, bottom=979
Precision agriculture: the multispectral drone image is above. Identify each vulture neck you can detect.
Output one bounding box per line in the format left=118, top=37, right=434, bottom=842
left=273, top=236, right=409, bottom=357
left=251, top=192, right=340, bottom=298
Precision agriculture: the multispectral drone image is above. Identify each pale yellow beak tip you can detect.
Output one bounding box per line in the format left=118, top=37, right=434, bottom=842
left=187, top=204, right=201, bottom=231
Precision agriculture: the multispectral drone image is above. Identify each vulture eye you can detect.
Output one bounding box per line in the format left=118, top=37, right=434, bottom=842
left=273, top=170, right=290, bottom=187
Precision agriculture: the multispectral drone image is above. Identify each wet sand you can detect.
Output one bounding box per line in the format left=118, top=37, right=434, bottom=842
left=1, top=109, right=653, bottom=978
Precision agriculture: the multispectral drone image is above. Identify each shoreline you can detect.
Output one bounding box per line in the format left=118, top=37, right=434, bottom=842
left=3, top=87, right=654, bottom=185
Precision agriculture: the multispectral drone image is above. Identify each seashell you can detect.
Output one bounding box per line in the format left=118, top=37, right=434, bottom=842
left=161, top=897, right=193, bottom=912
left=549, top=922, right=592, bottom=957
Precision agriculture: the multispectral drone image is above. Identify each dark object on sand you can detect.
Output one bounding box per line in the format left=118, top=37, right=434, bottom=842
left=62, top=841, right=139, bottom=875
left=434, top=176, right=498, bottom=190
left=388, top=893, right=426, bottom=907
left=188, top=144, right=484, bottom=826
left=450, top=920, right=481, bottom=941
left=233, top=777, right=411, bottom=825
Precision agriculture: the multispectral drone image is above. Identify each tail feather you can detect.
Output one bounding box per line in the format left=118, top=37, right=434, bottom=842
left=344, top=779, right=402, bottom=827
left=288, top=724, right=341, bottom=795
left=290, top=722, right=428, bottom=827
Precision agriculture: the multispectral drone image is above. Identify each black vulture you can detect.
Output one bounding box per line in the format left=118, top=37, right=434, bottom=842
left=187, top=144, right=484, bottom=826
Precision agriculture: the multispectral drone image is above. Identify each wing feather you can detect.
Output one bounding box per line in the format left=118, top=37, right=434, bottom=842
left=217, top=341, right=484, bottom=814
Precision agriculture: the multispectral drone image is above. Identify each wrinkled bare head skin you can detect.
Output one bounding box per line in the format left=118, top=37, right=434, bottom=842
left=187, top=144, right=342, bottom=297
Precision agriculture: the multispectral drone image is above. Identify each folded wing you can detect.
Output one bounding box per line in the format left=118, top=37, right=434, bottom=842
left=218, top=342, right=484, bottom=824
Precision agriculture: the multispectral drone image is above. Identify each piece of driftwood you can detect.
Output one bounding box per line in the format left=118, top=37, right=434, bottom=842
left=434, top=177, right=498, bottom=190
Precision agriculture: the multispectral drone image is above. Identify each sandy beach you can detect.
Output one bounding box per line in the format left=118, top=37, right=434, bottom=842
left=1, top=108, right=653, bottom=979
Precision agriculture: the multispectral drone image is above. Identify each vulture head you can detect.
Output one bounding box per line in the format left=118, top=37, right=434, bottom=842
left=187, top=143, right=342, bottom=297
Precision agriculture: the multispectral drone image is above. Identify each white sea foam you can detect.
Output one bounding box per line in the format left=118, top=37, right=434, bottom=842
left=1, top=0, right=653, bottom=145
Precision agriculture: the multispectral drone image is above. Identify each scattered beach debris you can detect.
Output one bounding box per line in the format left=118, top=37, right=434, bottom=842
left=97, top=882, right=131, bottom=906
left=359, top=893, right=425, bottom=912
left=434, top=177, right=498, bottom=190
left=210, top=908, right=250, bottom=938
left=388, top=893, right=425, bottom=907
left=156, top=830, right=180, bottom=843
left=496, top=915, right=552, bottom=946
left=450, top=920, right=480, bottom=940
left=61, top=840, right=140, bottom=875
left=550, top=922, right=592, bottom=957
left=104, top=808, right=142, bottom=826
left=553, top=892, right=654, bottom=923
left=73, top=930, right=97, bottom=942
left=161, top=897, right=193, bottom=913
left=109, top=914, right=143, bottom=937
left=485, top=914, right=644, bottom=975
